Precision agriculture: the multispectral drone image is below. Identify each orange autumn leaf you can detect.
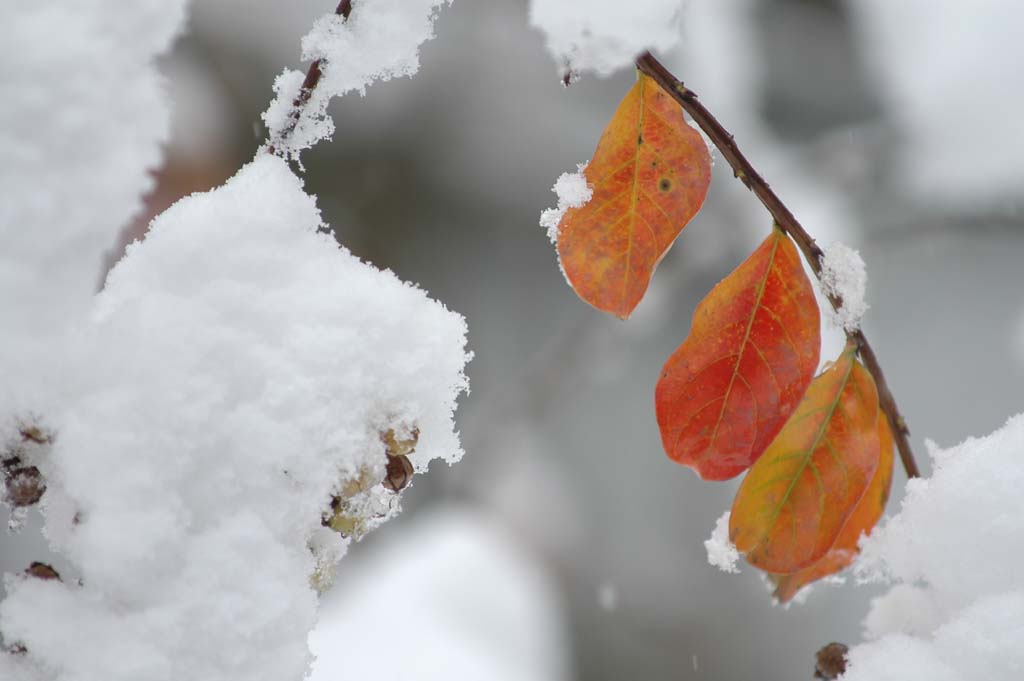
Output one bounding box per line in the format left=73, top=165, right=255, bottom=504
left=556, top=73, right=711, bottom=319
left=771, top=411, right=894, bottom=603
left=655, top=228, right=820, bottom=481
left=729, top=344, right=881, bottom=573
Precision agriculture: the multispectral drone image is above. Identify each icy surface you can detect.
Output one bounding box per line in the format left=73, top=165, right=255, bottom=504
left=0, top=0, right=187, bottom=420
left=264, top=0, right=451, bottom=156
left=539, top=162, right=592, bottom=243
left=530, top=0, right=683, bottom=76
left=309, top=507, right=570, bottom=681
left=820, top=241, right=868, bottom=332
left=0, top=156, right=470, bottom=680
left=705, top=511, right=740, bottom=574
left=843, top=414, right=1024, bottom=681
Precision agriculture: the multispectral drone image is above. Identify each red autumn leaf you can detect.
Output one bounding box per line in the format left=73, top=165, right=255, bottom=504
left=770, top=410, right=895, bottom=603
left=556, top=72, right=711, bottom=319
left=729, top=344, right=881, bottom=574
left=655, top=228, right=820, bottom=481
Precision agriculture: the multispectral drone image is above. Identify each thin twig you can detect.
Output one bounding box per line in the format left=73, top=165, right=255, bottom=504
left=636, top=51, right=920, bottom=479
left=266, top=0, right=353, bottom=155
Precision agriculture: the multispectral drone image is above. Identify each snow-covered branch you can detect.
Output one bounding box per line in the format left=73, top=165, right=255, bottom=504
left=1, top=2, right=467, bottom=679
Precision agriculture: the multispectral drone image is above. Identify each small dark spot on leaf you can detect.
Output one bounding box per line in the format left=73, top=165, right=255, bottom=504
left=637, top=135, right=643, bottom=145
left=659, top=178, right=672, bottom=192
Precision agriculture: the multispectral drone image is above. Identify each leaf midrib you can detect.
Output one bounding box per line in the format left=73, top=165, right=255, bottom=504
left=759, top=350, right=857, bottom=552
left=702, top=231, right=782, bottom=464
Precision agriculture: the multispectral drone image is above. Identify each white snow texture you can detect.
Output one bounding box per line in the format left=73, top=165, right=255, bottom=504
left=0, top=2, right=470, bottom=680
left=820, top=241, right=868, bottom=332
left=704, top=511, right=740, bottom=574
left=843, top=414, right=1024, bottom=681
left=539, top=162, right=592, bottom=244
left=264, top=0, right=452, bottom=156
left=530, top=0, right=683, bottom=76
left=0, top=0, right=187, bottom=419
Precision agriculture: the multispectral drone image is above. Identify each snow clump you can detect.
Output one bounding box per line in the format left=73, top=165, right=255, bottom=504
left=705, top=511, right=740, bottom=574
left=530, top=0, right=683, bottom=77
left=820, top=241, right=868, bottom=332
left=0, top=155, right=470, bottom=681
left=539, top=162, right=592, bottom=244
left=842, top=413, right=1024, bottom=681
left=264, top=0, right=452, bottom=157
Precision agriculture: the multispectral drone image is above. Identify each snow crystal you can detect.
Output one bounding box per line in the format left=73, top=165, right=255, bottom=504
left=704, top=511, right=740, bottom=574
left=540, top=163, right=592, bottom=244
left=842, top=414, right=1024, bottom=681
left=264, top=0, right=452, bottom=156
left=0, top=155, right=470, bottom=681
left=530, top=0, right=683, bottom=77
left=819, top=241, right=868, bottom=332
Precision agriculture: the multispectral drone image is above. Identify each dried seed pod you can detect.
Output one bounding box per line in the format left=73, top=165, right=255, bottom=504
left=25, top=562, right=61, bottom=581
left=814, top=642, right=848, bottom=680
left=382, top=454, right=414, bottom=493
left=19, top=425, right=53, bottom=445
left=4, top=465, right=45, bottom=507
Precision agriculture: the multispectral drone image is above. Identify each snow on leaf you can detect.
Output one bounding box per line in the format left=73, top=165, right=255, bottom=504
left=540, top=163, right=592, bottom=244
left=705, top=511, right=741, bottom=574
left=555, top=73, right=711, bottom=319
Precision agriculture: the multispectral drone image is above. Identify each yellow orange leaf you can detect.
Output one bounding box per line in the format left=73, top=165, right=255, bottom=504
left=771, top=411, right=894, bottom=603
left=556, top=73, right=711, bottom=319
left=655, top=228, right=820, bottom=480
left=729, top=344, right=881, bottom=573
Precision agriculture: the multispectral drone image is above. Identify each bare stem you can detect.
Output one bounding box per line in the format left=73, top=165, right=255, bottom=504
left=636, top=51, right=920, bottom=479
left=266, top=0, right=353, bottom=155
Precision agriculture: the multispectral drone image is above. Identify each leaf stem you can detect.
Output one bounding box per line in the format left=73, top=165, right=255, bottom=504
left=266, top=0, right=353, bottom=155
left=635, top=51, right=920, bottom=479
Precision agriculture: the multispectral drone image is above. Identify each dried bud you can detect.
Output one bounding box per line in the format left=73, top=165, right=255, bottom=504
left=19, top=425, right=53, bottom=445
left=25, top=562, right=61, bottom=581
left=814, top=642, right=848, bottom=680
left=382, top=454, right=414, bottom=493
left=5, top=465, right=45, bottom=507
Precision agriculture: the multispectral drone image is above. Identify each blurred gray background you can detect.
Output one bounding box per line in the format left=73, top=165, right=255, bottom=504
left=5, top=1, right=1023, bottom=679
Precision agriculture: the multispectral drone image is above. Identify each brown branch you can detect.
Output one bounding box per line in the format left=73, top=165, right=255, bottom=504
left=636, top=51, right=920, bottom=479
left=266, top=0, right=353, bottom=155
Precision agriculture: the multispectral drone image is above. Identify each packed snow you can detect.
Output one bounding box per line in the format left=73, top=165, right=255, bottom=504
left=530, top=0, right=683, bottom=76
left=820, top=241, right=868, bottom=332
left=841, top=414, right=1024, bottom=681
left=704, top=511, right=740, bottom=574
left=539, top=162, right=592, bottom=244
left=264, top=0, right=451, bottom=156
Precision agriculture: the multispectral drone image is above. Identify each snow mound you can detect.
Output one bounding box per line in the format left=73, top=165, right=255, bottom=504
left=0, top=155, right=470, bottom=681
left=843, top=414, right=1024, bottom=681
